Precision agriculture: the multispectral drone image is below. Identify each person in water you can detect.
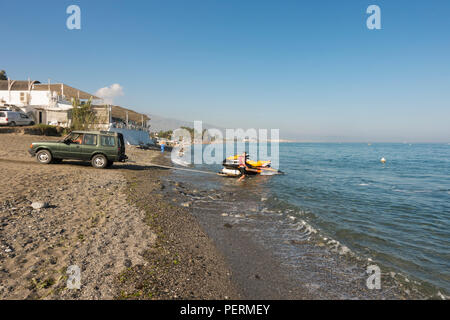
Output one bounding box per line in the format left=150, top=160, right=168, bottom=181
left=237, top=152, right=248, bottom=182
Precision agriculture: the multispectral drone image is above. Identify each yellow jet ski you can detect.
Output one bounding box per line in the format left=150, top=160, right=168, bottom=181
left=219, top=154, right=282, bottom=177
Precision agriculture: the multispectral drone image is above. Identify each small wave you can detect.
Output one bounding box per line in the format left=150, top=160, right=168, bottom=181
left=293, top=219, right=318, bottom=236
left=393, top=188, right=435, bottom=194
left=290, top=217, right=358, bottom=257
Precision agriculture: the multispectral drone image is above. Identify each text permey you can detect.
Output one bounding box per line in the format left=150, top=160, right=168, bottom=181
left=224, top=304, right=270, bottom=315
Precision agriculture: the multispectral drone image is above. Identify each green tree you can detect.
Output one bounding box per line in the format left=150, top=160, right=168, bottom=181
left=157, top=130, right=173, bottom=139
left=0, top=70, right=7, bottom=80
left=180, top=126, right=209, bottom=142
left=70, top=97, right=97, bottom=130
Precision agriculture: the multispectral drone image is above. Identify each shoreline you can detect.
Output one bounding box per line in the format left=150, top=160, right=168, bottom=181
left=117, top=156, right=240, bottom=299
left=166, top=165, right=435, bottom=300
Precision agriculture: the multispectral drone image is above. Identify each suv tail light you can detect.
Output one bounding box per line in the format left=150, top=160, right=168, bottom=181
left=5, top=118, right=8, bottom=121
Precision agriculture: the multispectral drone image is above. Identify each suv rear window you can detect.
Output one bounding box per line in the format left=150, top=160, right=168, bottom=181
left=100, top=135, right=115, bottom=147
left=83, top=134, right=98, bottom=146
left=0, top=112, right=5, bottom=117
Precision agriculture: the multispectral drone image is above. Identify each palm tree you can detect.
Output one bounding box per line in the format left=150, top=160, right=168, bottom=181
left=70, top=97, right=96, bottom=130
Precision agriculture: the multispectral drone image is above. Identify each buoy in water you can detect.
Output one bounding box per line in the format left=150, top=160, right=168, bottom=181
left=380, top=157, right=386, bottom=163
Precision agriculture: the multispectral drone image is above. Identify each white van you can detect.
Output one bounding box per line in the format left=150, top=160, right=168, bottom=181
left=0, top=110, right=35, bottom=126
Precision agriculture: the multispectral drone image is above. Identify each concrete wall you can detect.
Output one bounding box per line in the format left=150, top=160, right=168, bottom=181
left=108, top=127, right=154, bottom=146
left=46, top=110, right=69, bottom=126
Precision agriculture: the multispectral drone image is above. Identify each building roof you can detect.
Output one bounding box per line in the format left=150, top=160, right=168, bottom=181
left=0, top=80, right=41, bottom=90
left=110, top=105, right=150, bottom=123
left=33, top=83, right=99, bottom=100
left=0, top=80, right=99, bottom=100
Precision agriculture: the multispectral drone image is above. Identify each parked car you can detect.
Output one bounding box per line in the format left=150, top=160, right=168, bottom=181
left=0, top=110, right=35, bottom=126
left=28, top=131, right=128, bottom=168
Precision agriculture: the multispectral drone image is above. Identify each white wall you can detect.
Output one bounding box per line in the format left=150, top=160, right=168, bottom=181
left=0, top=90, right=51, bottom=106
left=30, top=91, right=50, bottom=105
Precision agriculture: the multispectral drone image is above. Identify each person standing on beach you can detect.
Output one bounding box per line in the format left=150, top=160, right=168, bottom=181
left=160, top=140, right=166, bottom=153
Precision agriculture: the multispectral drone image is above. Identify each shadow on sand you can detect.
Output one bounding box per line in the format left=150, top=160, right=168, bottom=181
left=0, top=158, right=171, bottom=172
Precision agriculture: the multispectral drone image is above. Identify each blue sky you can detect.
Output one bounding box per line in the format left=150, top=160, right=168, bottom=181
left=1, top=0, right=449, bottom=142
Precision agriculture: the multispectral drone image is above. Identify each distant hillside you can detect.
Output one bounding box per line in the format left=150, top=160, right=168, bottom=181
left=147, top=114, right=223, bottom=132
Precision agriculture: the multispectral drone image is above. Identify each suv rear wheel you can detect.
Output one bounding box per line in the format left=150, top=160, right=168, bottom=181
left=9, top=121, right=16, bottom=127
left=91, top=154, right=108, bottom=169
left=36, top=150, right=52, bottom=164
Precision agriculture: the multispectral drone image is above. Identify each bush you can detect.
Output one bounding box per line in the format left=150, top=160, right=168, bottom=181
left=61, top=127, right=72, bottom=136
left=26, top=124, right=59, bottom=136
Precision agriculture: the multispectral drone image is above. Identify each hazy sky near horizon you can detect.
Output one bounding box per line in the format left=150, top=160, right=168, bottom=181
left=1, top=0, right=449, bottom=142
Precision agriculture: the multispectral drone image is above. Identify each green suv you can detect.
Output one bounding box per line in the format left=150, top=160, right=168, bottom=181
left=29, top=131, right=128, bottom=168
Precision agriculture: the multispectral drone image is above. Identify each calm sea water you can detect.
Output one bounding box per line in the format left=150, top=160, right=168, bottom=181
left=272, top=143, right=450, bottom=295
left=174, top=142, right=450, bottom=297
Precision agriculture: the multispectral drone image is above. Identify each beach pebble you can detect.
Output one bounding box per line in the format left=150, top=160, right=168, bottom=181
left=316, top=242, right=325, bottom=247
left=124, top=259, right=132, bottom=268
left=181, top=202, right=191, bottom=208
left=339, top=246, right=350, bottom=255
left=261, top=197, right=268, bottom=201
left=31, top=202, right=49, bottom=210
left=221, top=213, right=229, bottom=217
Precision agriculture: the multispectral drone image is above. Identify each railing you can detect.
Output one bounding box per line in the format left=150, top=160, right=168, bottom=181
left=109, top=121, right=150, bottom=132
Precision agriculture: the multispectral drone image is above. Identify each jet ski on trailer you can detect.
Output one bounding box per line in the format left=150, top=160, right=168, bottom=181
left=218, top=154, right=283, bottom=177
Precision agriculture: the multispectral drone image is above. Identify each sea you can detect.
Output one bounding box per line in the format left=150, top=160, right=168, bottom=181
left=170, top=142, right=450, bottom=299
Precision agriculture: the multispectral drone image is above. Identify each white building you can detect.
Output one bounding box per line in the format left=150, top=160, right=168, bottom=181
left=0, top=79, right=100, bottom=126
left=0, top=79, right=154, bottom=145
